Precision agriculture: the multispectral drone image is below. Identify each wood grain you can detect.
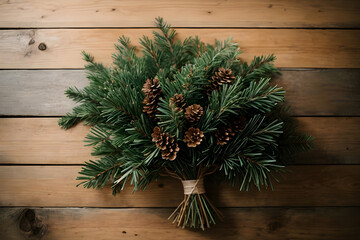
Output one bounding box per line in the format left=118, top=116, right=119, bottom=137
left=1, top=207, right=359, bottom=240
left=294, top=117, right=360, bottom=164
left=0, top=70, right=88, bottom=116
left=0, top=29, right=359, bottom=69
left=1, top=117, right=358, bottom=165
left=0, top=0, right=358, bottom=238
left=0, top=165, right=359, bottom=207
left=1, top=69, right=359, bottom=116
left=0, top=118, right=92, bottom=165
left=0, top=0, right=359, bottom=28
left=274, top=69, right=360, bottom=116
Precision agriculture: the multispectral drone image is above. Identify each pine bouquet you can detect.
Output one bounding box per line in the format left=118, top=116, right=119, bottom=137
left=59, top=18, right=312, bottom=230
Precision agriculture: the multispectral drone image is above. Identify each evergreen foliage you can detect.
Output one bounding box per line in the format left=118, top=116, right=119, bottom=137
left=59, top=17, right=313, bottom=229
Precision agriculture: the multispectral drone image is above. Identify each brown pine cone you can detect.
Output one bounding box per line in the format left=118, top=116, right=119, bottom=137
left=143, top=94, right=160, bottom=118
left=169, top=93, right=186, bottom=111
left=213, top=67, right=235, bottom=85
left=151, top=126, right=168, bottom=150
left=215, top=125, right=235, bottom=146
left=151, top=127, right=179, bottom=161
left=183, top=127, right=204, bottom=147
left=142, top=78, right=161, bottom=96
left=206, top=84, right=217, bottom=95
left=185, top=104, right=203, bottom=123
left=151, top=126, right=163, bottom=146
left=208, top=67, right=236, bottom=94
left=230, top=116, right=247, bottom=132
left=142, top=78, right=162, bottom=118
left=161, top=142, right=180, bottom=161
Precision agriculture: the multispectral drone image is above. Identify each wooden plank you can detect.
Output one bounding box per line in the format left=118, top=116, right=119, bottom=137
left=0, top=29, right=359, bottom=69
left=274, top=70, right=360, bottom=116
left=0, top=0, right=359, bottom=28
left=0, top=118, right=92, bottom=165
left=1, top=207, right=359, bottom=240
left=0, top=70, right=88, bottom=116
left=1, top=69, right=359, bottom=116
left=0, top=165, right=359, bottom=207
left=294, top=117, right=360, bottom=164
left=1, top=117, right=358, bottom=165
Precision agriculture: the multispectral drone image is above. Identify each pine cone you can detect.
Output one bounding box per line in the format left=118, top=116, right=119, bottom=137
left=151, top=126, right=163, bottom=146
left=142, top=78, right=161, bottom=96
left=185, top=104, right=203, bottom=123
left=151, top=127, right=179, bottom=161
left=206, top=85, right=217, bottom=95
left=161, top=142, right=180, bottom=161
left=142, top=78, right=162, bottom=118
left=183, top=127, right=204, bottom=147
left=208, top=67, right=236, bottom=93
left=230, top=116, right=247, bottom=132
left=215, top=125, right=235, bottom=146
left=152, top=126, right=168, bottom=150
left=170, top=93, right=186, bottom=111
left=143, top=94, right=160, bottom=118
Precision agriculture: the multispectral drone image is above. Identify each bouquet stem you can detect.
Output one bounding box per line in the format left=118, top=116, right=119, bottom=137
left=168, top=178, right=223, bottom=230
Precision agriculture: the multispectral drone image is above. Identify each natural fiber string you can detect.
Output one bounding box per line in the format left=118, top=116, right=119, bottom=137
left=181, top=178, right=205, bottom=195
left=160, top=165, right=219, bottom=196
left=164, top=165, right=223, bottom=228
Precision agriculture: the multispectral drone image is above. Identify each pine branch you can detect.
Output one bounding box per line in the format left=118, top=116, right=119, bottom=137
left=113, top=35, right=138, bottom=69
left=57, top=19, right=313, bottom=221
left=154, top=17, right=175, bottom=54
left=237, top=153, right=261, bottom=166
left=157, top=98, right=185, bottom=138
left=241, top=54, right=278, bottom=78
left=77, top=155, right=122, bottom=189
left=65, top=86, right=99, bottom=104
left=140, top=36, right=160, bottom=69
left=58, top=114, right=81, bottom=129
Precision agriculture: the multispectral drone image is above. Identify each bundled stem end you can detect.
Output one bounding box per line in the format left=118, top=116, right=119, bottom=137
left=168, top=178, right=224, bottom=230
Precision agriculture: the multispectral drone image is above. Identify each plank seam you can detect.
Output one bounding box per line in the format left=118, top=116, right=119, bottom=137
left=2, top=116, right=360, bottom=118
left=1, top=206, right=359, bottom=209
left=1, top=27, right=360, bottom=30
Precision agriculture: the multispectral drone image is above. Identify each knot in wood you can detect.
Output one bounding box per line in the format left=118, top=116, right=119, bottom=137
left=38, top=43, right=47, bottom=51
left=19, top=208, right=47, bottom=237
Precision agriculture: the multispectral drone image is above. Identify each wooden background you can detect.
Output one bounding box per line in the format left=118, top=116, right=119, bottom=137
left=0, top=0, right=360, bottom=239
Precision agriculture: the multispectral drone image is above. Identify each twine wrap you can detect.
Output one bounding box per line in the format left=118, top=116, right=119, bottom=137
left=181, top=178, right=205, bottom=195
